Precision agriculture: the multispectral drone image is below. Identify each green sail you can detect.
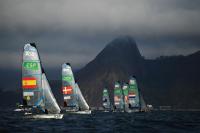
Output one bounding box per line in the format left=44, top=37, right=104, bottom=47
left=122, top=83, right=129, bottom=111
left=114, top=82, right=124, bottom=111
left=22, top=43, right=60, bottom=114
left=62, top=63, right=78, bottom=110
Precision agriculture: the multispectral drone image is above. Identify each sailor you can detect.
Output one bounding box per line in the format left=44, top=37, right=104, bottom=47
left=23, top=98, right=27, bottom=107
left=45, top=109, right=48, bottom=114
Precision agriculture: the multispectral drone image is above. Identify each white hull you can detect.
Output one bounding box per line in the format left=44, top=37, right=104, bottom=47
left=66, top=110, right=91, bottom=114
left=14, top=108, right=32, bottom=112
left=14, top=108, right=24, bottom=112
left=25, top=114, right=64, bottom=119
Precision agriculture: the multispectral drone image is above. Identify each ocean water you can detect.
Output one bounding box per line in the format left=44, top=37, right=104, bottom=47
left=0, top=108, right=200, bottom=133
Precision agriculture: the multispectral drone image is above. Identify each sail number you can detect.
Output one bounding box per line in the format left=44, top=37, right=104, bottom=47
left=63, top=76, right=72, bottom=81
left=23, top=62, right=39, bottom=70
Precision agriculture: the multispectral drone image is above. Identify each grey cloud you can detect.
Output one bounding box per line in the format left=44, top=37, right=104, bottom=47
left=0, top=0, right=200, bottom=69
left=0, top=0, right=200, bottom=37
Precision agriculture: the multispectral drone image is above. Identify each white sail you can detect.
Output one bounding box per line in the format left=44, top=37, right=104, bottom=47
left=62, top=63, right=78, bottom=108
left=42, top=73, right=61, bottom=114
left=22, top=43, right=61, bottom=114
left=22, top=43, right=44, bottom=108
left=75, top=83, right=90, bottom=111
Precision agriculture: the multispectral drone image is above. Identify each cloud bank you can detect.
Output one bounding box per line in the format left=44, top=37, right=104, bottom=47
left=0, top=0, right=200, bottom=69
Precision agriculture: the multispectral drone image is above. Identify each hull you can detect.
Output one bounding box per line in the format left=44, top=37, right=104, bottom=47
left=126, top=109, right=138, bottom=113
left=65, top=110, right=91, bottom=114
left=25, top=113, right=64, bottom=119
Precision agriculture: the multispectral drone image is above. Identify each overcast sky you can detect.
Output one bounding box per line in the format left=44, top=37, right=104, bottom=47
left=0, top=0, right=200, bottom=71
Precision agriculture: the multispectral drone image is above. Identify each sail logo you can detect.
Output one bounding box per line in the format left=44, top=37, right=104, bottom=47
left=123, top=86, right=128, bottom=89
left=114, top=96, right=120, bottom=102
left=24, top=51, right=37, bottom=58
left=124, top=96, right=128, bottom=103
left=63, top=76, right=72, bottom=82
left=62, top=86, right=73, bottom=94
left=115, top=84, right=120, bottom=88
left=114, top=89, right=121, bottom=95
left=128, top=93, right=136, bottom=98
left=23, top=61, right=39, bottom=70
left=64, top=96, right=71, bottom=100
left=129, top=80, right=136, bottom=85
left=62, top=68, right=71, bottom=73
left=22, top=77, right=37, bottom=89
left=23, top=91, right=34, bottom=96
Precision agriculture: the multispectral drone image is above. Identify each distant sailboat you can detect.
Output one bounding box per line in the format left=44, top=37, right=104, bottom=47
left=128, top=76, right=145, bottom=112
left=122, top=83, right=129, bottom=112
left=114, top=82, right=124, bottom=112
left=62, top=63, right=91, bottom=114
left=20, top=43, right=63, bottom=119
left=102, top=88, right=111, bottom=112
left=62, top=63, right=78, bottom=112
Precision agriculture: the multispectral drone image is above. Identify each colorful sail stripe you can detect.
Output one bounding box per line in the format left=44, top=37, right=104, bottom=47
left=22, top=77, right=37, bottom=89
left=62, top=86, right=73, bottom=94
left=62, top=75, right=73, bottom=82
left=128, top=94, right=136, bottom=98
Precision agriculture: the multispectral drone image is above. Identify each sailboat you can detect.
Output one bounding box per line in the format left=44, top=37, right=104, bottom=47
left=122, top=83, right=129, bottom=112
left=102, top=88, right=112, bottom=112
left=113, top=81, right=124, bottom=112
left=62, top=63, right=91, bottom=114
left=20, top=43, right=63, bottom=119
left=128, top=76, right=142, bottom=112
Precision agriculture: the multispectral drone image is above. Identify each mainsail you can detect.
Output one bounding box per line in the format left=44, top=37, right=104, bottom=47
left=122, top=83, right=129, bottom=111
left=62, top=63, right=78, bottom=109
left=128, top=76, right=140, bottom=110
left=102, top=88, right=111, bottom=110
left=22, top=43, right=60, bottom=114
left=22, top=43, right=44, bottom=110
left=114, top=82, right=124, bottom=111
left=75, top=83, right=90, bottom=111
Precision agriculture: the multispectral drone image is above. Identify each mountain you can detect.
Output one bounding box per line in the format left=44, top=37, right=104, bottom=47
left=1, top=36, right=200, bottom=109
left=75, top=36, right=200, bottom=109
left=76, top=36, right=145, bottom=106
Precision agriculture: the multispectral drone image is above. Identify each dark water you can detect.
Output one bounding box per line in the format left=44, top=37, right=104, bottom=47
left=0, top=108, right=200, bottom=133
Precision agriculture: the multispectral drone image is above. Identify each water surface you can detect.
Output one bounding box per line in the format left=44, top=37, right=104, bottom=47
left=0, top=108, right=200, bottom=133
